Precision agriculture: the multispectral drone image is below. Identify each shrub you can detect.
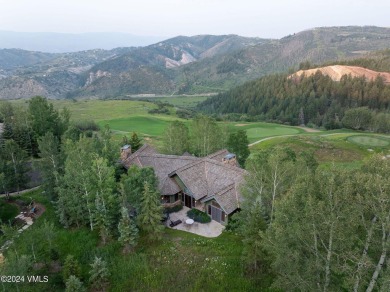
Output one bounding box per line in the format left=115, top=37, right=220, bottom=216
left=187, top=209, right=211, bottom=224
left=165, top=204, right=183, bottom=214
left=73, top=120, right=100, bottom=132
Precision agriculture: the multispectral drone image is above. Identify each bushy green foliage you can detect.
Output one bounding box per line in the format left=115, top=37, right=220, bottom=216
left=165, top=204, right=183, bottom=214
left=0, top=139, right=29, bottom=193
left=36, top=132, right=64, bottom=200
left=342, top=107, right=373, bottom=130
left=190, top=115, right=227, bottom=157
left=0, top=200, right=19, bottom=222
left=187, top=208, right=211, bottom=223
left=72, top=119, right=99, bottom=132
left=121, top=166, right=158, bottom=212
left=227, top=129, right=250, bottom=167
left=176, top=108, right=196, bottom=119
left=28, top=96, right=69, bottom=156
left=162, top=120, right=190, bottom=155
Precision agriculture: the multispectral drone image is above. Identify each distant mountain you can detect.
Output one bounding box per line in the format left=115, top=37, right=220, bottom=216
left=176, top=26, right=390, bottom=93
left=1, top=26, right=390, bottom=99
left=0, top=31, right=165, bottom=53
left=0, top=47, right=134, bottom=99
left=77, top=34, right=265, bottom=97
left=0, top=49, right=55, bottom=71
left=80, top=26, right=390, bottom=97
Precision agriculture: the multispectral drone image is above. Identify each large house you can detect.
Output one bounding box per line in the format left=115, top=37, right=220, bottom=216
left=121, top=144, right=247, bottom=225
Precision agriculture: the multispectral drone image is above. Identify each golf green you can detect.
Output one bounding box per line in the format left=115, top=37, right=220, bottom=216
left=347, top=135, right=390, bottom=147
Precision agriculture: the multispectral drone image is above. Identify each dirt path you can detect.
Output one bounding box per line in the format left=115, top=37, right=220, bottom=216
left=297, top=126, right=321, bottom=133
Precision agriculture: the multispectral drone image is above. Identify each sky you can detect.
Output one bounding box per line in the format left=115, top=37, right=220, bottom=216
left=0, top=0, right=389, bottom=39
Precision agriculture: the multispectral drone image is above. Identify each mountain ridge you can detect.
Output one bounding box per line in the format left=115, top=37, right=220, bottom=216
left=1, top=26, right=390, bottom=99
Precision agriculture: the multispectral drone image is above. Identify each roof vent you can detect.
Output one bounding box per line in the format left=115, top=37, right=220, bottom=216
left=224, top=153, right=236, bottom=160
left=121, top=144, right=131, bottom=150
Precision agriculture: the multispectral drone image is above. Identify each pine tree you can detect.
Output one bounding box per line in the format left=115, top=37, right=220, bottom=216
left=63, top=255, right=82, bottom=281
left=137, top=182, right=164, bottom=241
left=118, top=207, right=139, bottom=251
left=129, top=132, right=142, bottom=151
left=65, top=275, right=85, bottom=292
left=89, top=257, right=110, bottom=291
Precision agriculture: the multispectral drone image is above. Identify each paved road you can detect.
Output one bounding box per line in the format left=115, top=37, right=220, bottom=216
left=248, top=132, right=359, bottom=147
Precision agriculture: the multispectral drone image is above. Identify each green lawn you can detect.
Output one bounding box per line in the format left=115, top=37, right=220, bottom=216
left=347, top=135, right=390, bottom=147
left=98, top=116, right=183, bottom=137
left=225, top=122, right=305, bottom=143
left=9, top=99, right=159, bottom=122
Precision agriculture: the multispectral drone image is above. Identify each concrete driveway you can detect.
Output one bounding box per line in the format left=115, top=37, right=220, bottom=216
left=166, top=206, right=225, bottom=238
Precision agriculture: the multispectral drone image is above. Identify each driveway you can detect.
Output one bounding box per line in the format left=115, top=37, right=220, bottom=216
left=166, top=206, right=225, bottom=238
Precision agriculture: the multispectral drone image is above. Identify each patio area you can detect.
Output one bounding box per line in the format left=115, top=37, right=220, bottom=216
left=166, top=206, right=225, bottom=238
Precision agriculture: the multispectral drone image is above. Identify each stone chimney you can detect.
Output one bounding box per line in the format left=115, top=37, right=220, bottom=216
left=120, top=145, right=132, bottom=161
left=222, top=153, right=237, bottom=166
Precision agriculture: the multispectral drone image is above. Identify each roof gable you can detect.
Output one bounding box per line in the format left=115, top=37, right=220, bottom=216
left=170, top=158, right=246, bottom=200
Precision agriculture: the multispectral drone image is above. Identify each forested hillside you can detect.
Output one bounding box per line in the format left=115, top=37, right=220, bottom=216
left=198, top=71, right=390, bottom=132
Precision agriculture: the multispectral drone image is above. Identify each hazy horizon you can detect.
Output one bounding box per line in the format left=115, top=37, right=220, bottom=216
left=0, top=0, right=389, bottom=39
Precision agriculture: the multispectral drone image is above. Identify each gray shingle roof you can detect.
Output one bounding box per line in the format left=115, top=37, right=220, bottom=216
left=170, top=158, right=246, bottom=202
left=206, top=149, right=230, bottom=161
left=201, top=183, right=242, bottom=214
left=122, top=144, right=246, bottom=213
